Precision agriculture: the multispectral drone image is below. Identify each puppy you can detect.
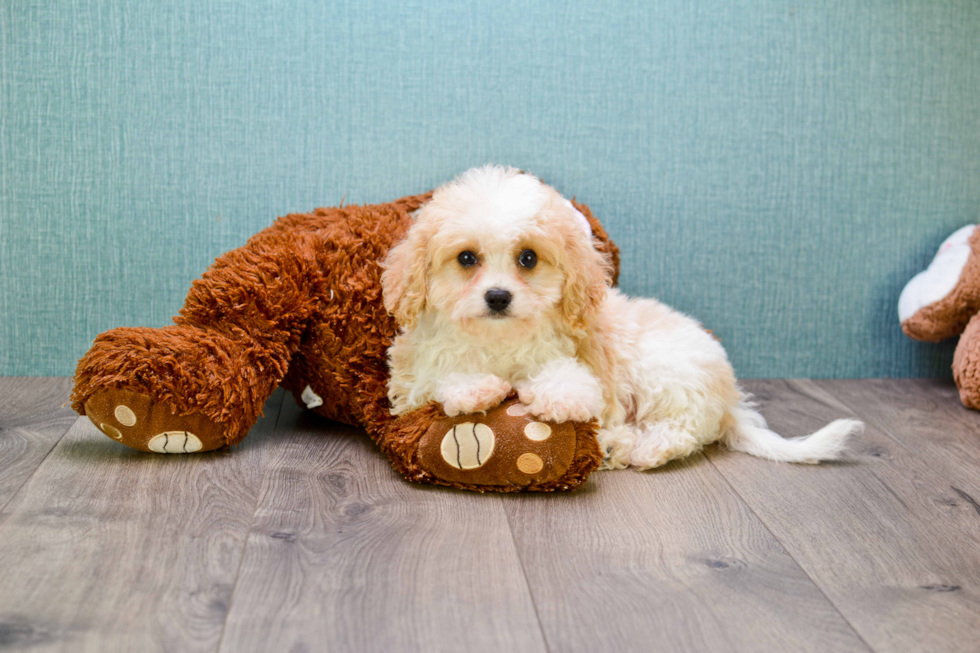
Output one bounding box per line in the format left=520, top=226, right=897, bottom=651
left=382, top=166, right=862, bottom=469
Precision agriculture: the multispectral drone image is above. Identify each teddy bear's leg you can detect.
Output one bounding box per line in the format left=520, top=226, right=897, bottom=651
left=72, top=231, right=325, bottom=452
left=952, top=312, right=980, bottom=410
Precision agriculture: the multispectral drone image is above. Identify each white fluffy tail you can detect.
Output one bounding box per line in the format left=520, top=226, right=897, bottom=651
left=723, top=399, right=863, bottom=463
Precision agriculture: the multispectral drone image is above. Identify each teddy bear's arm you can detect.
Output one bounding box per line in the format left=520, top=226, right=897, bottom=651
left=900, top=225, right=980, bottom=342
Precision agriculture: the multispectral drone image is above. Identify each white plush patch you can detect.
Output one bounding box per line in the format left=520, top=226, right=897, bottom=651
left=114, top=405, right=137, bottom=427
left=301, top=385, right=324, bottom=409
left=101, top=423, right=123, bottom=441
left=516, top=452, right=544, bottom=474
left=899, top=225, right=976, bottom=322
left=523, top=422, right=552, bottom=441
left=440, top=422, right=495, bottom=469
left=148, top=431, right=203, bottom=454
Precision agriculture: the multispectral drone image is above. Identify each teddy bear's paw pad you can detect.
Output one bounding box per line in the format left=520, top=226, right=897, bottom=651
left=418, top=397, right=577, bottom=486
left=147, top=431, right=204, bottom=454
left=899, top=225, right=975, bottom=321
left=516, top=452, right=544, bottom=474
left=440, top=423, right=495, bottom=469
left=84, top=388, right=227, bottom=453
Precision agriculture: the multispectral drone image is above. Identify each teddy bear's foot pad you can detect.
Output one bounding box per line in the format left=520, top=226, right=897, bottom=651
left=84, top=389, right=226, bottom=453
left=146, top=431, right=204, bottom=453
left=417, top=397, right=576, bottom=486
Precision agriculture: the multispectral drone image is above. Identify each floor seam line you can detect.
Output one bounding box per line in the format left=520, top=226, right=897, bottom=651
left=0, top=414, right=79, bottom=518
left=214, top=390, right=287, bottom=653
left=815, top=378, right=980, bottom=493
left=500, top=496, right=554, bottom=653
left=806, top=379, right=921, bottom=459
left=705, top=447, right=877, bottom=652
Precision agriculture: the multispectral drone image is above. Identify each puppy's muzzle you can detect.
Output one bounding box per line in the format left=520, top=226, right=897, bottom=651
left=484, top=288, right=512, bottom=314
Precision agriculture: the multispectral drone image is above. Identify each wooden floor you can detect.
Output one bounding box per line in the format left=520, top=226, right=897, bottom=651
left=1, top=378, right=978, bottom=652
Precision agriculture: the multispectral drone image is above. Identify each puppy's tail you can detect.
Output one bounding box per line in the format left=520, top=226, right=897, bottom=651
left=722, top=397, right=863, bottom=463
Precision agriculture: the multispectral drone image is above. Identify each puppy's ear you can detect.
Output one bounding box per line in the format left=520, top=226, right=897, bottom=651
left=382, top=221, right=431, bottom=329
left=557, top=201, right=611, bottom=333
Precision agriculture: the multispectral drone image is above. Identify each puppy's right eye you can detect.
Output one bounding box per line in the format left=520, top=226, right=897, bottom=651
left=457, top=251, right=477, bottom=267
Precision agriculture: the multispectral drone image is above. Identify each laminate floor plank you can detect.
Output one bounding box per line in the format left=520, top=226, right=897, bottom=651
left=0, top=377, right=77, bottom=509
left=217, top=398, right=549, bottom=653
left=4, top=378, right=977, bottom=652
left=503, top=453, right=872, bottom=653
left=706, top=379, right=980, bottom=653
left=816, top=378, right=980, bottom=498
left=0, top=390, right=284, bottom=653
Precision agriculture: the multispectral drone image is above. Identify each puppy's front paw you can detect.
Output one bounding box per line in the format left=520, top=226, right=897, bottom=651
left=516, top=383, right=601, bottom=423
left=436, top=373, right=512, bottom=416
left=515, top=358, right=603, bottom=423
left=515, top=378, right=603, bottom=423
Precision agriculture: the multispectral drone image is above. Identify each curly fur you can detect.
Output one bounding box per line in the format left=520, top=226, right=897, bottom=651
left=383, top=165, right=863, bottom=470
left=72, top=186, right=616, bottom=491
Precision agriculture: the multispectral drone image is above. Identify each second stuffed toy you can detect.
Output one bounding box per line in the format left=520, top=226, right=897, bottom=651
left=899, top=224, right=980, bottom=408
left=71, top=190, right=620, bottom=492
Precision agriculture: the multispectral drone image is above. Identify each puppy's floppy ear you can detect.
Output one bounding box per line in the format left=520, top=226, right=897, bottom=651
left=382, top=219, right=431, bottom=329
left=556, top=200, right=612, bottom=333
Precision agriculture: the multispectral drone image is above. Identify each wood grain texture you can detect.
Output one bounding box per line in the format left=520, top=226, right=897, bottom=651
left=502, top=454, right=871, bottom=653
left=218, top=398, right=548, bottom=653
left=3, top=378, right=979, bottom=653
left=0, top=377, right=77, bottom=511
left=707, top=379, right=980, bottom=653
left=817, top=378, right=980, bottom=498
left=0, top=390, right=284, bottom=653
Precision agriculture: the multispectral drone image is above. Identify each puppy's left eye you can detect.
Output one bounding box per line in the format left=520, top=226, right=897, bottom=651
left=518, top=249, right=537, bottom=269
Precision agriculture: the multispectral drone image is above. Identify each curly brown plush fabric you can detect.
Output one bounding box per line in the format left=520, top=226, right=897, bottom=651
left=953, top=312, right=980, bottom=409
left=72, top=191, right=618, bottom=492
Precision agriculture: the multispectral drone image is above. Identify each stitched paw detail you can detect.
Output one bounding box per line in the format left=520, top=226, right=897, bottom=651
left=440, top=423, right=496, bottom=469
left=84, top=389, right=226, bottom=454
left=417, top=397, right=581, bottom=487
left=147, top=431, right=204, bottom=454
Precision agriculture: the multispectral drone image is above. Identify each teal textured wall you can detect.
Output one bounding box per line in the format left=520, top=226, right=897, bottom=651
left=2, top=1, right=978, bottom=378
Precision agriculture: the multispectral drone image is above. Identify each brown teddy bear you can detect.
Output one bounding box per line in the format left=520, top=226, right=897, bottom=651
left=71, top=190, right=621, bottom=492
left=899, top=224, right=980, bottom=408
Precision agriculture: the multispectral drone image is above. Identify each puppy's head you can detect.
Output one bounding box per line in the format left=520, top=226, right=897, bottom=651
left=382, top=165, right=611, bottom=337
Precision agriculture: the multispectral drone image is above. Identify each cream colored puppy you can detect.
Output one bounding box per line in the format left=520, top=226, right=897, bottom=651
left=382, top=166, right=862, bottom=469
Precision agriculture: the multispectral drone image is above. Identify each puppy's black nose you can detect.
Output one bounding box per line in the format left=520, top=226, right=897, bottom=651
left=485, top=288, right=512, bottom=313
